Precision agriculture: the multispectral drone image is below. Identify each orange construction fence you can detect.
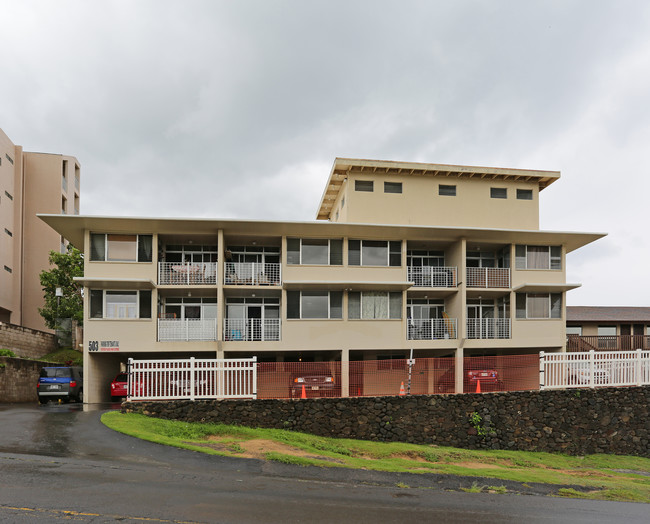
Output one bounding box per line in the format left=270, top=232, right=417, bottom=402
left=256, top=354, right=540, bottom=399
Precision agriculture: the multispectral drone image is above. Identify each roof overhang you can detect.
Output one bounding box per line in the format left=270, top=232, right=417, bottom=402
left=39, top=215, right=605, bottom=255
left=74, top=277, right=155, bottom=290
left=283, top=281, right=413, bottom=291
left=317, top=157, right=561, bottom=220
left=513, top=283, right=582, bottom=293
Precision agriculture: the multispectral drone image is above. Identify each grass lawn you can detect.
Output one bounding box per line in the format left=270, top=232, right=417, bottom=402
left=102, top=411, right=650, bottom=503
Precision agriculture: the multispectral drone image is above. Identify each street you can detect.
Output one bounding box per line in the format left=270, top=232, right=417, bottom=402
left=0, top=403, right=647, bottom=523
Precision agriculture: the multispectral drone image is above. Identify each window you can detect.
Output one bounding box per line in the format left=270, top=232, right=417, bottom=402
left=341, top=196, right=345, bottom=208
left=384, top=182, right=402, bottom=194
left=287, top=238, right=343, bottom=265
left=162, top=297, right=218, bottom=319
left=515, top=245, right=561, bottom=270
left=516, top=293, right=561, bottom=319
left=89, top=289, right=152, bottom=319
left=349, top=291, right=402, bottom=319
left=90, top=233, right=153, bottom=262
left=4, top=191, right=12, bottom=201
left=490, top=187, right=507, bottom=199
left=517, top=189, right=533, bottom=200
left=439, top=184, right=456, bottom=196
left=355, top=180, right=373, bottom=192
left=597, top=326, right=617, bottom=336
left=3, top=265, right=11, bottom=273
left=4, top=228, right=12, bottom=237
left=5, top=153, right=13, bottom=165
left=287, top=291, right=342, bottom=319
left=348, top=240, right=401, bottom=266
left=566, top=326, right=583, bottom=336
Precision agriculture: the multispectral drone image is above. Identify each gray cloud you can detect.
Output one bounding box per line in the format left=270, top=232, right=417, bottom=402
left=2, top=0, right=650, bottom=305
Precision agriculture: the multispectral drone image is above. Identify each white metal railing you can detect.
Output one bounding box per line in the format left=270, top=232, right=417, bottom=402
left=158, top=262, right=217, bottom=285
left=540, top=349, right=650, bottom=390
left=158, top=318, right=217, bottom=341
left=223, top=318, right=281, bottom=341
left=127, top=357, right=257, bottom=400
left=466, top=267, right=510, bottom=288
left=407, top=266, right=457, bottom=287
left=408, top=318, right=457, bottom=340
left=467, top=318, right=511, bottom=339
left=224, top=262, right=281, bottom=286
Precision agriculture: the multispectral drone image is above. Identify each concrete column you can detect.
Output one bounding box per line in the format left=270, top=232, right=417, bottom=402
left=341, top=348, right=349, bottom=397
left=455, top=346, right=464, bottom=394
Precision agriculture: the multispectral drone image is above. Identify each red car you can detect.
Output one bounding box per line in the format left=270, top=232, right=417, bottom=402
left=110, top=372, right=128, bottom=401
left=290, top=374, right=336, bottom=398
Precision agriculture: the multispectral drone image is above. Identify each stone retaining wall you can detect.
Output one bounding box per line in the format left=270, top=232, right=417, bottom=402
left=0, top=357, right=50, bottom=403
left=0, top=322, right=57, bottom=359
left=123, top=386, right=650, bottom=457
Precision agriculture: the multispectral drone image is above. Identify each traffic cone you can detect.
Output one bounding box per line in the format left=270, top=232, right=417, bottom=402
left=301, top=384, right=307, bottom=399
left=399, top=382, right=406, bottom=396
left=475, top=380, right=481, bottom=393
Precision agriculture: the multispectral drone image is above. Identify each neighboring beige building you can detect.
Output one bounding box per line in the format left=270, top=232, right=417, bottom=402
left=0, top=128, right=80, bottom=331
left=566, top=306, right=650, bottom=350
left=40, top=158, right=604, bottom=402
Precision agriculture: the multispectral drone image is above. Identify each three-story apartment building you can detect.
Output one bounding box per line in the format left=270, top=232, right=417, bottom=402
left=40, top=158, right=604, bottom=402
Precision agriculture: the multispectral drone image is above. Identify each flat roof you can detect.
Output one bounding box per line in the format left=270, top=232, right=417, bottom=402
left=39, top=214, right=605, bottom=255
left=317, top=157, right=561, bottom=220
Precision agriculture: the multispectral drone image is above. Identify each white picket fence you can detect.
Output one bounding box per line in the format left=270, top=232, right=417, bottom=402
left=127, top=357, right=257, bottom=400
left=540, top=349, right=650, bottom=390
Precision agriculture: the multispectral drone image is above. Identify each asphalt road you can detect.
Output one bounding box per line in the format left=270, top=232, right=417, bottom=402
left=0, top=403, right=647, bottom=524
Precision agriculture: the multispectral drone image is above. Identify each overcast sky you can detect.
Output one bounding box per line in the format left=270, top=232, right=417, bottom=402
left=2, top=1, right=649, bottom=307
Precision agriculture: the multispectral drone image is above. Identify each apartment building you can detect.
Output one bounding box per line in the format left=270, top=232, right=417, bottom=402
left=40, top=158, right=604, bottom=402
left=0, top=128, right=81, bottom=331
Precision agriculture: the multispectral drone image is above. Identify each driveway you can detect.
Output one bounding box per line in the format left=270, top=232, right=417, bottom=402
left=0, top=402, right=647, bottom=523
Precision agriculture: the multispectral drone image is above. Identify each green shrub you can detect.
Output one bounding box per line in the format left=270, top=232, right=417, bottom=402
left=0, top=349, right=17, bottom=358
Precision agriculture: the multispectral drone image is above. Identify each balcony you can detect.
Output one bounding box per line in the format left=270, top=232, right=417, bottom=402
left=224, top=262, right=281, bottom=286
left=224, top=318, right=281, bottom=341
left=158, top=262, right=217, bottom=285
left=158, top=318, right=217, bottom=341
left=407, top=266, right=457, bottom=287
left=466, top=267, right=510, bottom=288
left=467, top=318, right=511, bottom=339
left=408, top=318, right=457, bottom=340
left=567, top=335, right=650, bottom=351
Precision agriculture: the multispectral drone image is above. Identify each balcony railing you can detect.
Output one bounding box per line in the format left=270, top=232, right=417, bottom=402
left=567, top=335, right=650, bottom=351
left=466, top=267, right=510, bottom=288
left=158, top=262, right=217, bottom=285
left=467, top=318, right=511, bottom=339
left=158, top=318, right=218, bottom=341
left=407, top=266, right=457, bottom=287
left=223, top=318, right=281, bottom=341
left=224, top=262, right=281, bottom=286
left=408, top=318, right=458, bottom=340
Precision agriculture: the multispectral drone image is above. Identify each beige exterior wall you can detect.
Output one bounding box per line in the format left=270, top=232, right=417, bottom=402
left=0, top=128, right=80, bottom=331
left=340, top=173, right=540, bottom=229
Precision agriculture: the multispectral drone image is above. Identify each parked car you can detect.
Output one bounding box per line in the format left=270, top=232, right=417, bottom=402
left=37, top=366, right=83, bottom=403
left=568, top=362, right=610, bottom=386
left=290, top=374, right=336, bottom=398
left=110, top=372, right=129, bottom=401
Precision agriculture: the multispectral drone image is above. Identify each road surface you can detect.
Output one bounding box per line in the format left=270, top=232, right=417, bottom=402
left=0, top=403, right=647, bottom=523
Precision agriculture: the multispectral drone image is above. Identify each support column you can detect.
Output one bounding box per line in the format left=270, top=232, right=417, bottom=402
left=455, top=346, right=464, bottom=394
left=341, top=348, right=349, bottom=397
